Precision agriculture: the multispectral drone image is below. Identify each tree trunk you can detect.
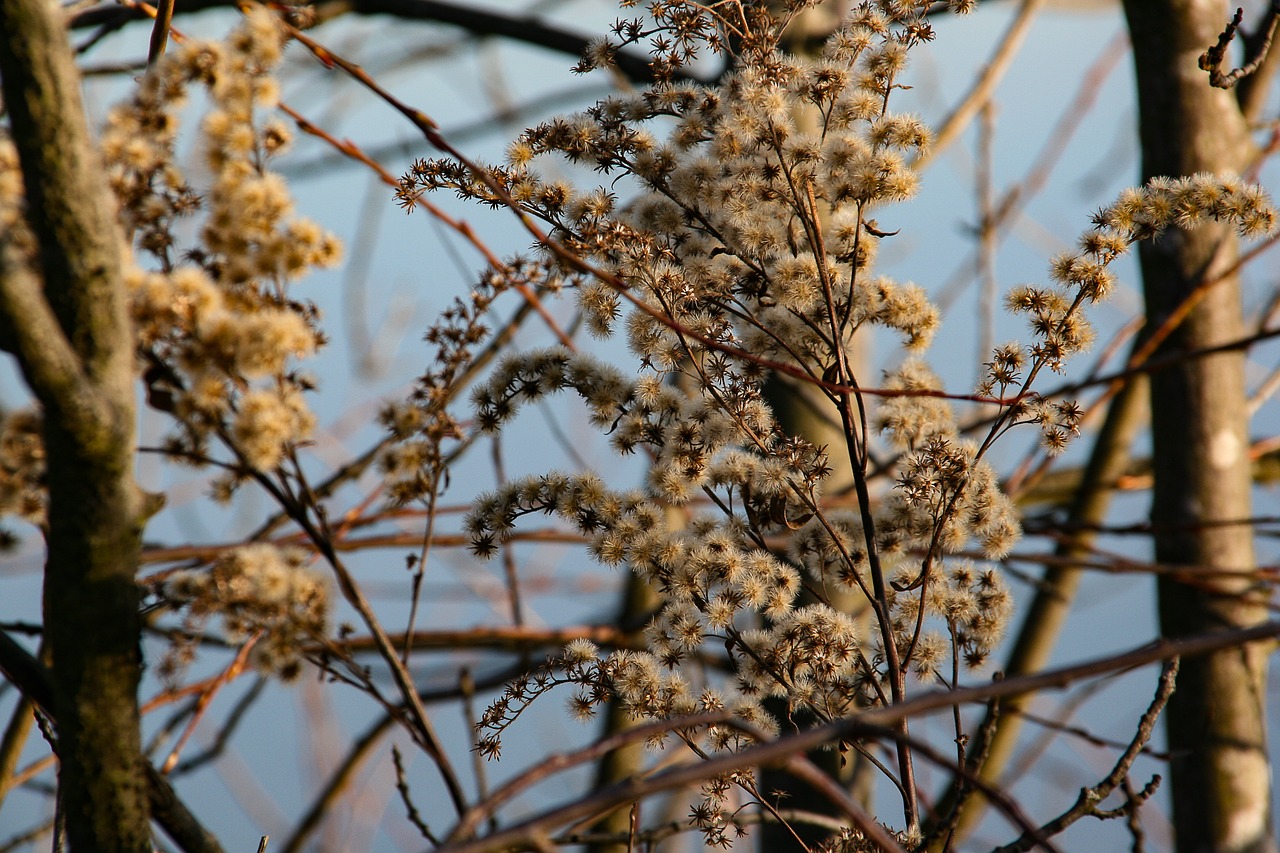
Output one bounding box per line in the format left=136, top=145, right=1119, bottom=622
left=0, top=0, right=151, bottom=846
left=1120, top=2, right=1274, bottom=850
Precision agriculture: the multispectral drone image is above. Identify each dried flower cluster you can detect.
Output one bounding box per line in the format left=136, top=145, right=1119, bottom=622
left=0, top=0, right=1276, bottom=846
left=0, top=145, right=47, bottom=542
left=87, top=10, right=345, bottom=681
left=0, top=411, right=45, bottom=528
left=400, top=1, right=1021, bottom=838
left=102, top=8, right=340, bottom=485
left=161, top=544, right=330, bottom=680
left=988, top=172, right=1276, bottom=452
left=394, top=0, right=1280, bottom=843
left=0, top=10, right=346, bottom=680
left=380, top=256, right=580, bottom=506
left=0, top=11, right=337, bottom=532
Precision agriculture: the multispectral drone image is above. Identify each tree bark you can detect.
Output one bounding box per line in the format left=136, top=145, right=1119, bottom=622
left=1120, top=2, right=1274, bottom=850
left=0, top=0, right=151, bottom=846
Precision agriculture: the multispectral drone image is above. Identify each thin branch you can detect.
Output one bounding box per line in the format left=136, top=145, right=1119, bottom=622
left=70, top=0, right=682, bottom=83
left=992, top=660, right=1179, bottom=853
left=438, top=625, right=1280, bottom=852
left=1199, top=3, right=1280, bottom=89
left=392, top=744, right=438, bottom=843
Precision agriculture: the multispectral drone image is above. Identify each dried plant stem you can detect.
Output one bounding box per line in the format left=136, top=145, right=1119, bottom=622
left=928, top=368, right=1147, bottom=844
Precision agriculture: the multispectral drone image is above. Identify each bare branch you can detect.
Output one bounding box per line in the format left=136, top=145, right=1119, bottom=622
left=1200, top=3, right=1280, bottom=89
left=993, top=660, right=1179, bottom=853
left=438, top=627, right=1280, bottom=852
left=70, top=0, right=678, bottom=83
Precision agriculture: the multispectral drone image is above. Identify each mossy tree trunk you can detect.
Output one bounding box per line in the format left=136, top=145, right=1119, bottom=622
left=0, top=0, right=150, bottom=847
left=1120, top=2, right=1275, bottom=850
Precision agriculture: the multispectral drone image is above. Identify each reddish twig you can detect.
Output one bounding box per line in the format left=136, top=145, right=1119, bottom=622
left=159, top=633, right=259, bottom=773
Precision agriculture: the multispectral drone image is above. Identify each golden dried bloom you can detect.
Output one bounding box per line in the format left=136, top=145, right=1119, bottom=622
left=231, top=388, right=315, bottom=470
left=563, top=638, right=600, bottom=664
left=162, top=544, right=329, bottom=680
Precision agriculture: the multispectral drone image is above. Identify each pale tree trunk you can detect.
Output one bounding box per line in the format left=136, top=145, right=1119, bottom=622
left=0, top=0, right=150, bottom=848
left=1120, top=2, right=1275, bottom=850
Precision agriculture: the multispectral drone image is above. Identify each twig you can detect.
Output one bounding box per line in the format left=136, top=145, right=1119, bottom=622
left=489, top=435, right=525, bottom=626
left=992, top=659, right=1179, bottom=853
left=932, top=696, right=998, bottom=851
left=439, top=627, right=1277, bottom=852
left=458, top=669, right=493, bottom=826
left=392, top=744, right=438, bottom=843
left=933, top=29, right=1128, bottom=313
left=1200, top=3, right=1280, bottom=89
